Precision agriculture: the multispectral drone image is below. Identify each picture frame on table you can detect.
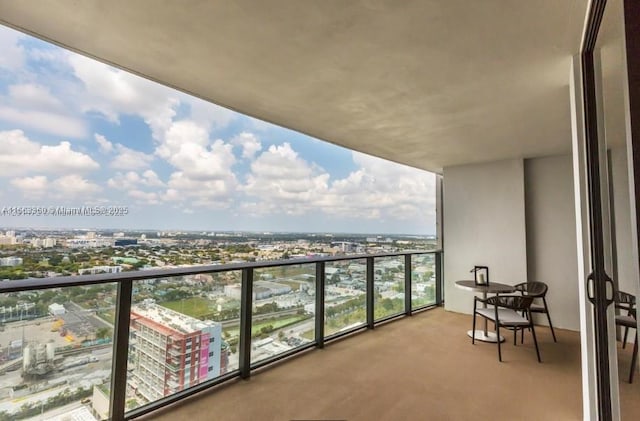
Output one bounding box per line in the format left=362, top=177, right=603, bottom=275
left=471, top=265, right=489, bottom=286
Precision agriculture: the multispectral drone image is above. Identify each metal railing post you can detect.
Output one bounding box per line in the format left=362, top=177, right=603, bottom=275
left=436, top=251, right=443, bottom=305
left=315, top=261, right=325, bottom=348
left=239, top=268, right=253, bottom=379
left=109, top=279, right=133, bottom=421
left=405, top=254, right=412, bottom=315
left=366, top=257, right=375, bottom=328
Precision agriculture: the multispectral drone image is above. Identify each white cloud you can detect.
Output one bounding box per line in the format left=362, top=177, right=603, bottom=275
left=0, top=106, right=88, bottom=139
left=187, top=96, right=236, bottom=132
left=163, top=188, right=181, bottom=202
left=320, top=152, right=436, bottom=220
left=0, top=130, right=99, bottom=176
left=141, top=170, right=164, bottom=187
left=107, top=171, right=142, bottom=190
left=0, top=27, right=25, bottom=71
left=0, top=81, right=88, bottom=139
left=163, top=171, right=234, bottom=209
left=111, top=144, right=154, bottom=170
left=128, top=189, right=160, bottom=205
left=10, top=174, right=101, bottom=199
left=94, top=133, right=153, bottom=169
left=241, top=144, right=435, bottom=220
left=156, top=120, right=208, bottom=153
left=154, top=167, right=237, bottom=210
left=156, top=120, right=236, bottom=179
left=10, top=175, right=48, bottom=196
left=231, top=132, right=262, bottom=159
left=107, top=170, right=165, bottom=190
left=52, top=174, right=101, bottom=196
left=26, top=46, right=68, bottom=64
left=94, top=134, right=113, bottom=153
left=8, top=84, right=64, bottom=111
left=68, top=54, right=178, bottom=141
left=242, top=143, right=330, bottom=215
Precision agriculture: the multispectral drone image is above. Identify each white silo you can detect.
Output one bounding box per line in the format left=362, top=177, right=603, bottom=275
left=23, top=345, right=32, bottom=371
left=45, top=342, right=55, bottom=361
left=35, top=344, right=46, bottom=363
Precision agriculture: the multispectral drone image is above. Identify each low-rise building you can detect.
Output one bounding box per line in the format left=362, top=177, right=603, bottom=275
left=0, top=256, right=23, bottom=266
left=78, top=265, right=122, bottom=275
left=49, top=303, right=66, bottom=316
left=224, top=281, right=292, bottom=300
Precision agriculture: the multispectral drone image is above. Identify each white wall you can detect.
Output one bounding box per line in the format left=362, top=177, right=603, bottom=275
left=524, top=154, right=580, bottom=330
left=443, top=155, right=583, bottom=331
left=443, top=159, right=527, bottom=315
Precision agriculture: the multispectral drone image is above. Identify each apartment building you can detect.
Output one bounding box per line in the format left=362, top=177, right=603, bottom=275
left=129, top=302, right=225, bottom=403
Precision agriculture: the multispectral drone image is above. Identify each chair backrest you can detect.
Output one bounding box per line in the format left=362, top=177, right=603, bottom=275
left=615, top=290, right=636, bottom=312
left=486, top=295, right=534, bottom=311
left=514, top=281, right=548, bottom=297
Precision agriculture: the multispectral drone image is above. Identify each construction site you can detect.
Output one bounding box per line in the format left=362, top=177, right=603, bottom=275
left=0, top=303, right=114, bottom=419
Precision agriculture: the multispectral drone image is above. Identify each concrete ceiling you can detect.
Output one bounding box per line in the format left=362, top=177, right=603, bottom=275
left=0, top=0, right=589, bottom=173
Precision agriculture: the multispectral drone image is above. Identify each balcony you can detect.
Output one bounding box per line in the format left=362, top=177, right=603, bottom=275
left=0, top=1, right=639, bottom=420
left=1, top=250, right=636, bottom=420
left=0, top=250, right=440, bottom=420
left=138, top=308, right=640, bottom=421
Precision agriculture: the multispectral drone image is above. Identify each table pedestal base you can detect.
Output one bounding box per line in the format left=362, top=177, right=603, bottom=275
left=467, top=330, right=505, bottom=343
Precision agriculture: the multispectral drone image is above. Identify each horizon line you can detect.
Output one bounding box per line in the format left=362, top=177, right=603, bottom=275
left=0, top=226, right=436, bottom=237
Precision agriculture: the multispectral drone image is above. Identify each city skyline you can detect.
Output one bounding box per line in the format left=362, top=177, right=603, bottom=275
left=0, top=25, right=436, bottom=235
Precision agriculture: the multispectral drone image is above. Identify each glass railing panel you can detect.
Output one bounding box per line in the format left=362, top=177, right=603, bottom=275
left=411, top=253, right=436, bottom=309
left=126, top=271, right=240, bottom=412
left=373, top=256, right=405, bottom=320
left=0, top=284, right=116, bottom=420
left=249, top=264, right=316, bottom=364
left=324, top=259, right=367, bottom=336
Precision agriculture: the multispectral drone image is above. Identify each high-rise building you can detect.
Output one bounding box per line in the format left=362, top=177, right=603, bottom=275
left=129, top=301, right=225, bottom=403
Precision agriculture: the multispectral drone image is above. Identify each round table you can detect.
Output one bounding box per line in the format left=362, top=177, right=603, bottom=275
left=455, top=280, right=516, bottom=343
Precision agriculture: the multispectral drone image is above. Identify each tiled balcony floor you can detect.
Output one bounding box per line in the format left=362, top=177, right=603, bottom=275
left=137, top=308, right=639, bottom=421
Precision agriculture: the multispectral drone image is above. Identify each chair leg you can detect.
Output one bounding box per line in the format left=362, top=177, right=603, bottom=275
left=629, top=334, right=638, bottom=384
left=496, top=324, right=502, bottom=362
left=521, top=312, right=527, bottom=344
left=543, top=297, right=557, bottom=342
left=472, top=300, right=477, bottom=344
left=472, top=316, right=477, bottom=344
left=513, top=328, right=517, bottom=346
left=622, top=326, right=629, bottom=349
left=530, top=317, right=542, bottom=363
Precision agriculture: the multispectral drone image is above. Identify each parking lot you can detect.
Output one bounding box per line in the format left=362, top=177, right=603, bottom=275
left=0, top=316, right=69, bottom=350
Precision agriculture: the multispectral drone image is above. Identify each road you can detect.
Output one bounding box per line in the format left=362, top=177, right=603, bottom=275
left=65, top=302, right=113, bottom=330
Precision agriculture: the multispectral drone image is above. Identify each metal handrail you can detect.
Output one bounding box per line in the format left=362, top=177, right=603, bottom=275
left=0, top=249, right=441, bottom=293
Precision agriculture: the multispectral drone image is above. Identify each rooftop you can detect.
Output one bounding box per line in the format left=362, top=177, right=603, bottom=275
left=132, top=302, right=217, bottom=335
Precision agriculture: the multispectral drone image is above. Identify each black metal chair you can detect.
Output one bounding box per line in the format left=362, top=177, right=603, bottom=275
left=615, top=290, right=636, bottom=349
left=513, top=281, right=556, bottom=342
left=615, top=291, right=637, bottom=383
left=472, top=295, right=541, bottom=363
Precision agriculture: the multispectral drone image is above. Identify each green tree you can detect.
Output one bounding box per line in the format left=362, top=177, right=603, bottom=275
left=96, top=327, right=112, bottom=340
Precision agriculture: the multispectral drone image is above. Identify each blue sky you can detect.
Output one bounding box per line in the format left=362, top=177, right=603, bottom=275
left=0, top=25, right=436, bottom=235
